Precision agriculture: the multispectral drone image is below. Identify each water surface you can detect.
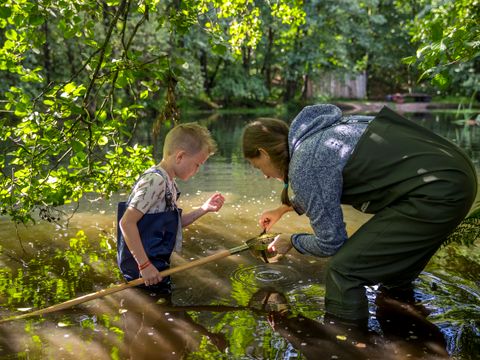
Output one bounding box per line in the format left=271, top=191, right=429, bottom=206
left=0, top=108, right=479, bottom=359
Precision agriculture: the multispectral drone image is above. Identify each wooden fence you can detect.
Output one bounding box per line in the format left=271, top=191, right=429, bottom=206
left=314, top=72, right=367, bottom=99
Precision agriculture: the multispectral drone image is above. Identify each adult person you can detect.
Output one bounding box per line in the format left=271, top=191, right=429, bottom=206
left=242, top=104, right=477, bottom=326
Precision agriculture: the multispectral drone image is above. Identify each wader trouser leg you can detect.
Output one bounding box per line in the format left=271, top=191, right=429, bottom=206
left=324, top=176, right=477, bottom=321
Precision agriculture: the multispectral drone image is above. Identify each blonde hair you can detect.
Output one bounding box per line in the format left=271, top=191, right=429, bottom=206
left=242, top=118, right=291, bottom=206
left=163, top=122, right=217, bottom=156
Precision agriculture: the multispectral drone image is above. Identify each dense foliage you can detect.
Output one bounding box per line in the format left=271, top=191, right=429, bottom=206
left=0, top=0, right=478, bottom=223
left=405, top=0, right=480, bottom=95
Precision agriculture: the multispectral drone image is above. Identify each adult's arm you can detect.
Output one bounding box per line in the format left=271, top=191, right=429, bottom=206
left=290, top=166, right=348, bottom=257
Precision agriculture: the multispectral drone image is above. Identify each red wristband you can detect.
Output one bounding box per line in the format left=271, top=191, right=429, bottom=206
left=138, top=260, right=151, bottom=271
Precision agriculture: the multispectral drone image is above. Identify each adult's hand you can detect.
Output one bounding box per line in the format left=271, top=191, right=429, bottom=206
left=259, top=204, right=292, bottom=231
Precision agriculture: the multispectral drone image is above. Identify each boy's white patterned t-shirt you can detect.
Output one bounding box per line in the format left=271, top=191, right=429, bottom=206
left=128, top=166, right=178, bottom=214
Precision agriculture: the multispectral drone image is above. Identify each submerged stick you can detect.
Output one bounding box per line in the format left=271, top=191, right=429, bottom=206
left=0, top=243, right=250, bottom=323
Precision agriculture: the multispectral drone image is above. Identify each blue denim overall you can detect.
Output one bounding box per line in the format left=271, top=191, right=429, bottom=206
left=117, top=170, right=180, bottom=292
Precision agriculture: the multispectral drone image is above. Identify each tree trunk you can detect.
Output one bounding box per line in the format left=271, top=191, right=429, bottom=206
left=282, top=27, right=302, bottom=102
left=208, top=59, right=222, bottom=93
left=199, top=49, right=209, bottom=94
left=261, top=27, right=274, bottom=91
left=66, top=41, right=76, bottom=78
left=199, top=50, right=223, bottom=96
left=283, top=79, right=298, bottom=102
left=301, top=72, right=313, bottom=101
left=242, top=45, right=251, bottom=72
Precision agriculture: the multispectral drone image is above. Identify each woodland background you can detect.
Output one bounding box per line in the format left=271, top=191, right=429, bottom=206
left=0, top=0, right=478, bottom=223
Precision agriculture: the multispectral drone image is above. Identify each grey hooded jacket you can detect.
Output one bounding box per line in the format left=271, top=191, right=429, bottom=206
left=289, top=104, right=373, bottom=257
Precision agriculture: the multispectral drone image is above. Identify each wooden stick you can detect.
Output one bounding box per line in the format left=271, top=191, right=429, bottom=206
left=0, top=243, right=250, bottom=323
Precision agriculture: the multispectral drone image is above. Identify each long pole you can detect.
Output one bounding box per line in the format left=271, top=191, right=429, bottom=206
left=0, top=243, right=250, bottom=323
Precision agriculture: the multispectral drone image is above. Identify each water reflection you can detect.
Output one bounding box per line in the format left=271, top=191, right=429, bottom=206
left=117, top=291, right=228, bottom=359
left=0, top=109, right=478, bottom=359
left=258, top=286, right=450, bottom=360
left=231, top=264, right=304, bottom=287
left=406, top=111, right=480, bottom=163
left=0, top=284, right=453, bottom=359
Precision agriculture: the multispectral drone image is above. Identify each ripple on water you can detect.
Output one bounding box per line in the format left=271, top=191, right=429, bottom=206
left=230, top=264, right=303, bottom=288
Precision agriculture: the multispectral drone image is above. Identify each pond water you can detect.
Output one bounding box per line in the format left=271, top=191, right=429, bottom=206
left=0, top=106, right=479, bottom=360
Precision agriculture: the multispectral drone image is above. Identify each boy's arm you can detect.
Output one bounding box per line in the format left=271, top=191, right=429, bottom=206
left=119, top=206, right=163, bottom=285
left=181, top=192, right=225, bottom=227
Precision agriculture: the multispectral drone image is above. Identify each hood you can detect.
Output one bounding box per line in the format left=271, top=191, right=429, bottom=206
left=288, top=104, right=343, bottom=156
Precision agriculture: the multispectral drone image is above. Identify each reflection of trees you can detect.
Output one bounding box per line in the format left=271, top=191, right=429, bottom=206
left=406, top=112, right=479, bottom=166
left=452, top=121, right=479, bottom=161
left=198, top=113, right=247, bottom=164
left=0, top=230, right=119, bottom=311
left=210, top=116, right=246, bottom=163
left=182, top=110, right=288, bottom=164
left=185, top=267, right=328, bottom=359
left=129, top=111, right=266, bottom=163
left=136, top=110, right=479, bottom=167
left=195, top=113, right=263, bottom=164
left=0, top=249, right=458, bottom=359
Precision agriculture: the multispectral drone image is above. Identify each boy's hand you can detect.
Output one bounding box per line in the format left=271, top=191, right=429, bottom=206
left=140, top=265, right=163, bottom=286
left=201, top=192, right=225, bottom=213
left=182, top=193, right=225, bottom=227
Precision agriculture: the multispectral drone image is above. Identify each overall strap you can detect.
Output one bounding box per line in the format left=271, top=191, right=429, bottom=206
left=312, top=114, right=373, bottom=134
left=340, top=115, right=374, bottom=125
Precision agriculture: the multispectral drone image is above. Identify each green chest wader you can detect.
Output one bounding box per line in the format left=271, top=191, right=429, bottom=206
left=324, top=106, right=477, bottom=321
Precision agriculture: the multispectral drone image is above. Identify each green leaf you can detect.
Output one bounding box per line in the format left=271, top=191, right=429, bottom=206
left=97, top=110, right=107, bottom=121
left=5, top=29, right=17, bottom=41
left=116, top=71, right=128, bottom=88
left=71, top=140, right=86, bottom=152
left=63, top=82, right=77, bottom=94
left=98, top=136, right=108, bottom=146
left=212, top=43, right=227, bottom=56
left=28, top=15, right=45, bottom=26
left=3, top=39, right=15, bottom=50
left=0, top=6, right=12, bottom=19
left=401, top=56, right=417, bottom=65
left=433, top=72, right=449, bottom=88
left=140, top=90, right=149, bottom=99
left=430, top=21, right=443, bottom=42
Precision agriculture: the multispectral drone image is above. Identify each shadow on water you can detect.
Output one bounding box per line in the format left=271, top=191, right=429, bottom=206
left=0, top=108, right=479, bottom=359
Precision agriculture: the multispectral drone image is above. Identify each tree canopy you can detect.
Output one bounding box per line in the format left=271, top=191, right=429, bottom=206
left=405, top=0, right=480, bottom=91
left=0, top=0, right=478, bottom=223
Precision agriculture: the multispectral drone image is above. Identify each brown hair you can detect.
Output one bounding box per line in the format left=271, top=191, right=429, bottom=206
left=164, top=122, right=217, bottom=156
left=242, top=118, right=291, bottom=206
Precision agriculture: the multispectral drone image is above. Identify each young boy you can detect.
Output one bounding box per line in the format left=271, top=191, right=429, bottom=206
left=117, top=123, right=225, bottom=292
